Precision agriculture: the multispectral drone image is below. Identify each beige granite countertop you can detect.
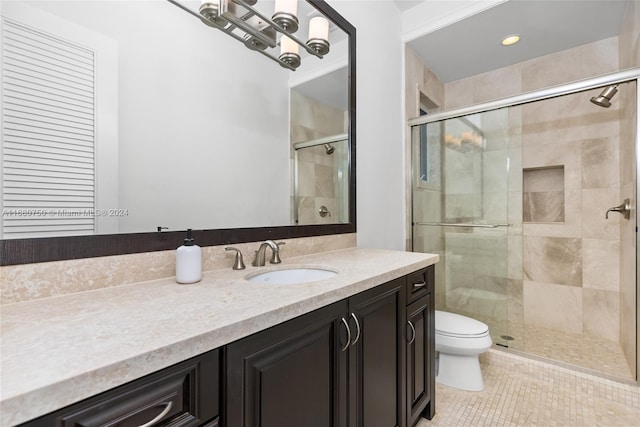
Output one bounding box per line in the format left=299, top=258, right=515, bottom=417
left=0, top=247, right=438, bottom=426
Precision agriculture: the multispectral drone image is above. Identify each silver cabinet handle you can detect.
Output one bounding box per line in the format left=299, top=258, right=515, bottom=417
left=412, top=282, right=426, bottom=289
left=340, top=317, right=351, bottom=352
left=350, top=313, right=361, bottom=346
left=407, top=321, right=416, bottom=345
left=137, top=401, right=173, bottom=427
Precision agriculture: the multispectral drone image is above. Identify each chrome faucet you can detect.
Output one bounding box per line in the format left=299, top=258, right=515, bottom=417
left=252, top=240, right=283, bottom=267
left=605, top=199, right=631, bottom=220
left=225, top=247, right=246, bottom=270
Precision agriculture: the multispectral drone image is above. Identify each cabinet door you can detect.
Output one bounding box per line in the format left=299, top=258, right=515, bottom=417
left=225, top=300, right=349, bottom=427
left=406, top=294, right=434, bottom=426
left=348, top=278, right=405, bottom=427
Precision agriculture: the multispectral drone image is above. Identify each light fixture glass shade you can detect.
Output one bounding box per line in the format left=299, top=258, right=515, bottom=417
left=274, top=0, right=297, bottom=16
left=279, top=35, right=301, bottom=68
left=273, top=0, right=299, bottom=32
left=280, top=35, right=299, bottom=55
left=309, top=16, right=329, bottom=41
left=307, top=16, right=330, bottom=55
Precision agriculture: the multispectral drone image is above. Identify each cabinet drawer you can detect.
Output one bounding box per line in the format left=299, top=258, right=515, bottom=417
left=23, top=349, right=220, bottom=427
left=406, top=267, right=432, bottom=304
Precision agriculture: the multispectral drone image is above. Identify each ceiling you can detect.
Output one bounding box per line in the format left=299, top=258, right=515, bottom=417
left=406, top=0, right=630, bottom=82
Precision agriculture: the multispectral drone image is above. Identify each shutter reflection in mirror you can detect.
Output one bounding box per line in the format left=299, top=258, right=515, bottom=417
left=1, top=3, right=118, bottom=239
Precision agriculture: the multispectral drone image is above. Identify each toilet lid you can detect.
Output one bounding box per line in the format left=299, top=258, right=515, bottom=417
left=435, top=310, right=489, bottom=337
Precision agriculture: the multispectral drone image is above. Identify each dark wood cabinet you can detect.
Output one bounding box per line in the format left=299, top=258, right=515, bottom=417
left=225, top=300, right=349, bottom=427
left=405, top=267, right=435, bottom=426
left=348, top=278, right=405, bottom=427
left=226, top=277, right=409, bottom=427
left=21, top=349, right=220, bottom=427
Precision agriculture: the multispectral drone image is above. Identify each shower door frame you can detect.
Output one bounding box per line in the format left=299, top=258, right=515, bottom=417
left=408, top=67, right=640, bottom=380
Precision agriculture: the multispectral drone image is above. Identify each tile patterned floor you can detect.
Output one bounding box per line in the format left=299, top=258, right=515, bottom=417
left=511, top=324, right=634, bottom=380
left=417, top=349, right=640, bottom=427
left=459, top=309, right=634, bottom=380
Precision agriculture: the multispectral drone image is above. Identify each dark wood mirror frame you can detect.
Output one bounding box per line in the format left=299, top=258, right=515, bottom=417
left=0, top=0, right=356, bottom=266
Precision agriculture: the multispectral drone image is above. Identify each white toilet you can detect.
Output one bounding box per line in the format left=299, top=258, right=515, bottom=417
left=435, top=310, right=492, bottom=391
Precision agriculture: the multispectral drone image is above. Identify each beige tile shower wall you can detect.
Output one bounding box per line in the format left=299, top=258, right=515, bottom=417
left=0, top=233, right=357, bottom=305
left=443, top=37, right=627, bottom=350
left=619, top=0, right=640, bottom=379
left=444, top=37, right=619, bottom=110
left=290, top=91, right=347, bottom=225
left=521, top=90, right=622, bottom=342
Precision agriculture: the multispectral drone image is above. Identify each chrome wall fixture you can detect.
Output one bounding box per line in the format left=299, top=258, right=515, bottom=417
left=167, top=0, right=331, bottom=70
left=590, top=84, right=619, bottom=108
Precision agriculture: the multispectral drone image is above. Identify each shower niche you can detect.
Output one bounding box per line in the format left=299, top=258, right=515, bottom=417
left=522, top=166, right=565, bottom=223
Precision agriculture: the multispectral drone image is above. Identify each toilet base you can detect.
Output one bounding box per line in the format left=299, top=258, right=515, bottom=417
left=436, top=352, right=485, bottom=391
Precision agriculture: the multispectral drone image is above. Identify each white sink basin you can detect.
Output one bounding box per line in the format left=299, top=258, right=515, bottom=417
left=246, top=267, right=337, bottom=284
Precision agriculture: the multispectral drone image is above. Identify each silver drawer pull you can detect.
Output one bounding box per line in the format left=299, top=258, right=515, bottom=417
left=350, top=313, right=361, bottom=346
left=137, top=401, right=173, bottom=427
left=407, top=321, right=416, bottom=345
left=340, top=317, right=351, bottom=352
left=412, top=282, right=426, bottom=289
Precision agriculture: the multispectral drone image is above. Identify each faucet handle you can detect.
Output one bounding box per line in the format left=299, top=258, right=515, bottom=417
left=270, top=241, right=286, bottom=264
left=225, top=247, right=246, bottom=270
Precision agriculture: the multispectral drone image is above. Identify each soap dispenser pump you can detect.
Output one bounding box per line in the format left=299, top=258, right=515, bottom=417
left=176, top=228, right=202, bottom=284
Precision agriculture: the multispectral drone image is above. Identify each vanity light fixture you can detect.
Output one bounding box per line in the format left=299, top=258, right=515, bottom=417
left=167, top=0, right=331, bottom=71
left=501, top=34, right=520, bottom=46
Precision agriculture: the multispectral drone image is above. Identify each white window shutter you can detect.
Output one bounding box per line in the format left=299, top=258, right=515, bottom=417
left=1, top=18, right=96, bottom=239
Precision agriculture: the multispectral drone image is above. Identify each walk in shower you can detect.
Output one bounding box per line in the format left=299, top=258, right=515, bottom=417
left=411, top=70, right=639, bottom=381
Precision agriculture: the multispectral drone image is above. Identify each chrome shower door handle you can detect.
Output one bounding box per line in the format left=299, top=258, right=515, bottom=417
left=605, top=198, right=631, bottom=220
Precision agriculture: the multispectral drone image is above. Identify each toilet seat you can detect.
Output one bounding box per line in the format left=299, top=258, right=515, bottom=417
left=435, top=310, right=489, bottom=338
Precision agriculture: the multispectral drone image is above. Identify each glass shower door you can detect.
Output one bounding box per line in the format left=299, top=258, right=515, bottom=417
left=411, top=108, right=515, bottom=348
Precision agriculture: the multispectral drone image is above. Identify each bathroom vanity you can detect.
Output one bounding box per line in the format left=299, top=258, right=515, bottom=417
left=2, top=248, right=437, bottom=427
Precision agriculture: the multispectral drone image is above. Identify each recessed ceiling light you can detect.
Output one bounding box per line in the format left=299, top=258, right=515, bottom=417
left=501, top=34, right=520, bottom=46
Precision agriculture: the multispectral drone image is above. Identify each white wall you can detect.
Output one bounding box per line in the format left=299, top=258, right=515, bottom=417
left=329, top=0, right=406, bottom=250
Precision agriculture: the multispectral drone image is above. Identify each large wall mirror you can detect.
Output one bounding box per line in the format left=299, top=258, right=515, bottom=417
left=0, top=0, right=355, bottom=265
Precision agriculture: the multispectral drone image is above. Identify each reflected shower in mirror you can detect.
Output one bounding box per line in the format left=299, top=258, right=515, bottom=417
left=293, top=134, right=349, bottom=225
left=289, top=61, right=349, bottom=226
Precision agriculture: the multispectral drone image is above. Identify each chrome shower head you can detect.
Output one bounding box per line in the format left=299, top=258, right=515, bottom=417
left=590, top=85, right=618, bottom=108
left=324, top=143, right=335, bottom=155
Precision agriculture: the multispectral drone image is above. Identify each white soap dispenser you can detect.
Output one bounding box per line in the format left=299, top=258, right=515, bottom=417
left=176, top=228, right=202, bottom=284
